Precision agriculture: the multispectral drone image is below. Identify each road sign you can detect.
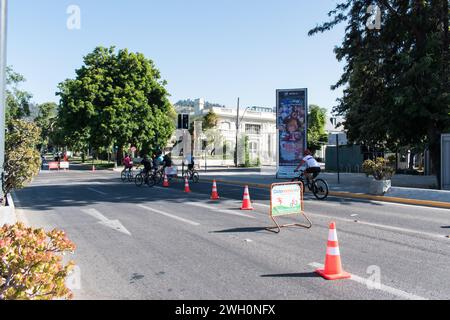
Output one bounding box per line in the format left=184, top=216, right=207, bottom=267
left=59, top=161, right=70, bottom=170
left=267, top=182, right=312, bottom=233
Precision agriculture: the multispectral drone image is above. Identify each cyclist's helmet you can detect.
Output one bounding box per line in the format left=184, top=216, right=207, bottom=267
left=303, top=149, right=312, bottom=156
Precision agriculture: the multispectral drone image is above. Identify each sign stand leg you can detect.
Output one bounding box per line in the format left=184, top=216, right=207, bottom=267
left=266, top=213, right=312, bottom=234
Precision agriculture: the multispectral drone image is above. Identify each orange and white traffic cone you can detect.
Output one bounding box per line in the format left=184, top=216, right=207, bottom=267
left=163, top=174, right=170, bottom=188
left=211, top=180, right=220, bottom=200
left=316, top=222, right=351, bottom=281
left=240, top=185, right=254, bottom=210
left=184, top=177, right=191, bottom=193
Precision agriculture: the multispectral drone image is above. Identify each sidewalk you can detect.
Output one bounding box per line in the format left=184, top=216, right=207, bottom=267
left=198, top=168, right=450, bottom=209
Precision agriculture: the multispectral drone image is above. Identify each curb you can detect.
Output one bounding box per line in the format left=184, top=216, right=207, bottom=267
left=202, top=178, right=450, bottom=210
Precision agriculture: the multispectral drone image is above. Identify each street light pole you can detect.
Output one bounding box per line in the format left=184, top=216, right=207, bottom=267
left=0, top=0, right=7, bottom=201
left=235, top=98, right=240, bottom=167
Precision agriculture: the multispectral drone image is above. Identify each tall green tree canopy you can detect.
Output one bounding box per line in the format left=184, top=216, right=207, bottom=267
left=307, top=105, right=328, bottom=154
left=34, top=102, right=58, bottom=150
left=56, top=46, right=175, bottom=157
left=309, top=0, right=449, bottom=183
left=6, top=66, right=32, bottom=121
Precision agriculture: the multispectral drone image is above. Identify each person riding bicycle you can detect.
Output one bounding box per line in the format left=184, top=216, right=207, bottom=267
left=185, top=154, right=195, bottom=172
left=294, top=149, right=321, bottom=180
left=139, top=155, right=153, bottom=183
left=123, top=153, right=133, bottom=173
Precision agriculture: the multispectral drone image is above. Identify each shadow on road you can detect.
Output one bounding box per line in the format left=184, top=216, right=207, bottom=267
left=210, top=227, right=269, bottom=234
left=260, top=272, right=320, bottom=279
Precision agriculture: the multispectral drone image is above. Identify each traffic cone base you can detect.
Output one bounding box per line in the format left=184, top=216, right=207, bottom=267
left=315, top=269, right=351, bottom=281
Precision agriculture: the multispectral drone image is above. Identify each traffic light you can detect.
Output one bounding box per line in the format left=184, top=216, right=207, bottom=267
left=178, top=114, right=190, bottom=130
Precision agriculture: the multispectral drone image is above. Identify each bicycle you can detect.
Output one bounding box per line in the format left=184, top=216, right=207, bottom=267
left=183, top=167, right=199, bottom=183
left=121, top=168, right=135, bottom=182
left=292, top=169, right=329, bottom=200
left=135, top=169, right=157, bottom=188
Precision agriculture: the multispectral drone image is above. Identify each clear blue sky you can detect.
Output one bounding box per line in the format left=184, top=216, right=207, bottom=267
left=8, top=0, right=345, bottom=112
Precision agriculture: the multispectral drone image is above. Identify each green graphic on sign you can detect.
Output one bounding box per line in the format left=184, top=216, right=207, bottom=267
left=271, top=183, right=302, bottom=217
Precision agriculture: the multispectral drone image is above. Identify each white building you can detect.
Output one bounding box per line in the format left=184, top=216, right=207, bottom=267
left=175, top=98, right=277, bottom=166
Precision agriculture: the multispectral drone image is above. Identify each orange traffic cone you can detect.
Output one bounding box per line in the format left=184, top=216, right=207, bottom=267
left=241, top=185, right=254, bottom=210
left=163, top=174, right=170, bottom=188
left=211, top=180, right=220, bottom=200
left=184, top=177, right=191, bottom=193
left=316, top=222, right=351, bottom=281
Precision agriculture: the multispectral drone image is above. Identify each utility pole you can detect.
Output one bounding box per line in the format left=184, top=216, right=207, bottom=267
left=234, top=97, right=240, bottom=168
left=0, top=0, right=7, bottom=201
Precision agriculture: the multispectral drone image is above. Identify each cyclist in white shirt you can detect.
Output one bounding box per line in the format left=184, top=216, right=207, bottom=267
left=294, top=149, right=321, bottom=180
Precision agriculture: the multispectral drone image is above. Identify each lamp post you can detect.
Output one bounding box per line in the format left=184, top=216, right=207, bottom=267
left=0, top=0, right=7, bottom=200
left=234, top=98, right=251, bottom=168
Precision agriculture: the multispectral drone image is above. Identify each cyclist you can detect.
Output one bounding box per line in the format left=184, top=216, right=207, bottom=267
left=294, top=149, right=321, bottom=180
left=123, top=153, right=133, bottom=173
left=186, top=154, right=195, bottom=172
left=139, top=155, right=153, bottom=184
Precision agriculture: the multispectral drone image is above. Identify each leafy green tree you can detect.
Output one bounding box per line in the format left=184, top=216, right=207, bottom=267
left=202, top=110, right=219, bottom=131
left=309, top=0, right=450, bottom=185
left=307, top=105, right=328, bottom=155
left=56, top=46, right=175, bottom=162
left=5, top=67, right=32, bottom=121
left=34, top=102, right=58, bottom=151
left=3, top=120, right=41, bottom=198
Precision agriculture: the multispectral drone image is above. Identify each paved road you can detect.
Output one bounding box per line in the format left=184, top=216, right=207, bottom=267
left=13, top=170, right=450, bottom=300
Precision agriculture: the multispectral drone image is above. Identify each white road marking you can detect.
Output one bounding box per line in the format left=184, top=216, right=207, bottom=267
left=87, top=188, right=107, bottom=196
left=253, top=202, right=447, bottom=240
left=186, top=202, right=256, bottom=219
left=308, top=263, right=428, bottom=300
left=81, top=209, right=131, bottom=236
left=137, top=204, right=201, bottom=226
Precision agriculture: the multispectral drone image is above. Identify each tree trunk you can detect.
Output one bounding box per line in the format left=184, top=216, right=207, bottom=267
left=428, top=126, right=442, bottom=189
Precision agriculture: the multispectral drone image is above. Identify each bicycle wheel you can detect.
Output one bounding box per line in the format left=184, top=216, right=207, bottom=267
left=127, top=171, right=134, bottom=182
left=313, top=179, right=329, bottom=200
left=192, top=172, right=199, bottom=183
left=135, top=174, right=144, bottom=187
left=147, top=175, right=156, bottom=188
left=121, top=171, right=127, bottom=182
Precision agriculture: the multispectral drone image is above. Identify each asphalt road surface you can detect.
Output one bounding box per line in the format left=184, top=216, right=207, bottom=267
left=13, top=169, right=450, bottom=300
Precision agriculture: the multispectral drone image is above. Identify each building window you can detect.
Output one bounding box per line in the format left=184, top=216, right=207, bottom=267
left=249, top=142, right=258, bottom=154
left=245, top=124, right=261, bottom=135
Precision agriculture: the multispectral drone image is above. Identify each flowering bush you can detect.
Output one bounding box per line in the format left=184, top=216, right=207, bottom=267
left=362, top=157, right=395, bottom=181
left=0, top=223, right=76, bottom=300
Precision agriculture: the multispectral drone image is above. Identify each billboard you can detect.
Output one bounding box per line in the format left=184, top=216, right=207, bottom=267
left=276, top=89, right=308, bottom=179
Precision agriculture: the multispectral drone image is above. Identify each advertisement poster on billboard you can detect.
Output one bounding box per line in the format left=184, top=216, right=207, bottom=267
left=276, top=89, right=308, bottom=179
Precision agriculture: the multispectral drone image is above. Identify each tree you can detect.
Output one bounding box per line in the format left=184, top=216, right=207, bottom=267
left=309, top=0, right=450, bottom=185
left=202, top=110, right=219, bottom=131
left=307, top=105, right=328, bottom=155
left=5, top=66, right=32, bottom=121
left=34, top=102, right=58, bottom=151
left=56, top=46, right=175, bottom=162
left=3, top=120, right=41, bottom=198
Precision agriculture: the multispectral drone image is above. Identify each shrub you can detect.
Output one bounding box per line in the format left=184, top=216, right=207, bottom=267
left=0, top=223, right=76, bottom=300
left=3, top=119, right=42, bottom=198
left=362, top=157, right=395, bottom=181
